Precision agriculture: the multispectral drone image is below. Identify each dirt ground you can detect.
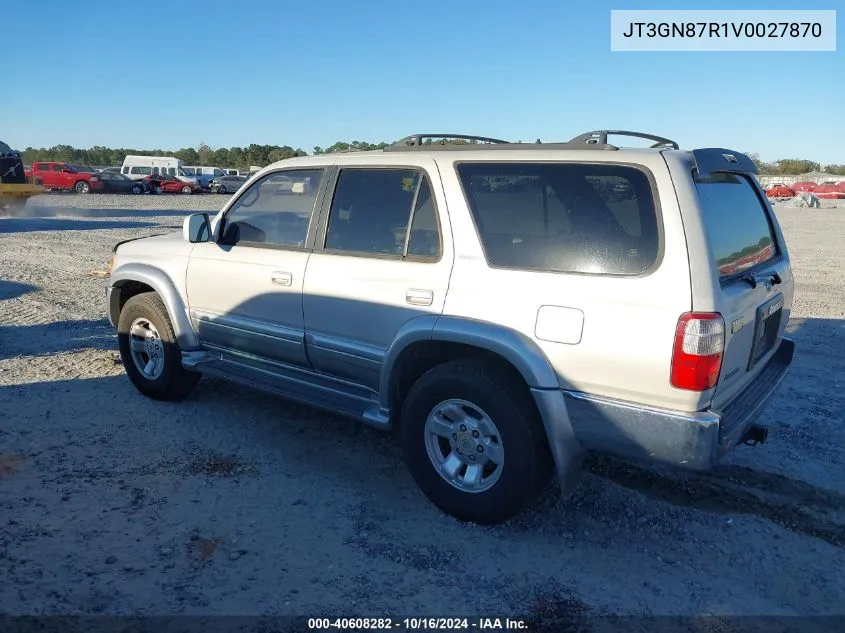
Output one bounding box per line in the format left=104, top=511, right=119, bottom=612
left=1, top=197, right=844, bottom=625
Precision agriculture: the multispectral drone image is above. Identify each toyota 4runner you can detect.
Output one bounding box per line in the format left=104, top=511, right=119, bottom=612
left=105, top=130, right=795, bottom=524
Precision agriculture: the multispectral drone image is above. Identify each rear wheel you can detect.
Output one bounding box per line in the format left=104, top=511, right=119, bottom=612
left=217, top=185, right=227, bottom=194
left=117, top=292, right=201, bottom=401
left=399, top=359, right=555, bottom=524
left=75, top=180, right=90, bottom=194
left=131, top=184, right=142, bottom=194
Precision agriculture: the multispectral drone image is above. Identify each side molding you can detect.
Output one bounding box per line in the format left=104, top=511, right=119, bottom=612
left=109, top=263, right=201, bottom=350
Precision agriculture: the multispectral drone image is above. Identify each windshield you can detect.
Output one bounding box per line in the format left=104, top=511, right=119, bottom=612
left=178, top=168, right=188, bottom=177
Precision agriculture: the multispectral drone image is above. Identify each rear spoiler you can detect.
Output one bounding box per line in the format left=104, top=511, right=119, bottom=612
left=690, top=148, right=759, bottom=177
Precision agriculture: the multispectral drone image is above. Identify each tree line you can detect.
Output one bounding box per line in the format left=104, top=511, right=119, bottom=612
left=745, top=154, right=845, bottom=176
left=16, top=142, right=845, bottom=175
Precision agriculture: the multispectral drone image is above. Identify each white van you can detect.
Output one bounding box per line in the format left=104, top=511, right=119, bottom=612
left=121, top=156, right=197, bottom=183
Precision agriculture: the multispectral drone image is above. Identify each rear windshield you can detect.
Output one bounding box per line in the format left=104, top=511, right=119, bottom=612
left=455, top=162, right=660, bottom=275
left=694, top=173, right=778, bottom=281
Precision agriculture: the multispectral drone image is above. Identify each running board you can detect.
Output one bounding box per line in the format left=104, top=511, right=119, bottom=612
left=186, top=352, right=390, bottom=429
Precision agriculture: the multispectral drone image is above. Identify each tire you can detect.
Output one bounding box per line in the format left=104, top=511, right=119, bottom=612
left=75, top=180, right=90, bottom=194
left=399, top=359, right=555, bottom=524
left=131, top=184, right=142, bottom=194
left=217, top=186, right=226, bottom=194
left=117, top=292, right=201, bottom=401
left=181, top=185, right=192, bottom=194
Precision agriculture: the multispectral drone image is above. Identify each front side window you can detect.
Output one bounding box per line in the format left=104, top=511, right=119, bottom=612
left=324, top=168, right=442, bottom=259
left=220, top=169, right=325, bottom=248
left=52, top=164, right=65, bottom=172
left=456, top=162, right=660, bottom=275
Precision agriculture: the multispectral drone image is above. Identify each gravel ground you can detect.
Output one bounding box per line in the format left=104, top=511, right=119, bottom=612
left=1, top=194, right=844, bottom=625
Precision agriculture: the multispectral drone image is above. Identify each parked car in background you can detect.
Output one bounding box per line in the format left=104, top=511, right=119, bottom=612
left=765, top=183, right=794, bottom=198
left=100, top=167, right=122, bottom=175
left=812, top=181, right=845, bottom=199
left=144, top=174, right=202, bottom=194
left=790, top=181, right=817, bottom=192
left=209, top=175, right=247, bottom=194
left=183, top=166, right=229, bottom=190
left=122, top=155, right=198, bottom=184
left=99, top=172, right=149, bottom=194
left=24, top=161, right=104, bottom=193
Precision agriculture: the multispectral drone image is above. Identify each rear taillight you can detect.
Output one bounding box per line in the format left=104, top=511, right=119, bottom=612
left=670, top=312, right=725, bottom=391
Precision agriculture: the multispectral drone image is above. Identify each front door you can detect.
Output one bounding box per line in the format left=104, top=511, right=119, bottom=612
left=303, top=161, right=453, bottom=389
left=185, top=167, right=330, bottom=368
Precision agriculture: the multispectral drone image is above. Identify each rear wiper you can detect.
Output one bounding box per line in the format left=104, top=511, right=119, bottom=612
left=739, top=271, right=782, bottom=289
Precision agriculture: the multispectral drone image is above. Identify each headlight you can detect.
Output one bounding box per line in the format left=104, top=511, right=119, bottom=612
left=90, top=176, right=99, bottom=182
left=108, top=254, right=116, bottom=275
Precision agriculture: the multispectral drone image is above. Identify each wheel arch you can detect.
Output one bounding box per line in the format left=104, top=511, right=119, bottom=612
left=109, top=263, right=200, bottom=350
left=381, top=315, right=582, bottom=484
left=382, top=315, right=561, bottom=412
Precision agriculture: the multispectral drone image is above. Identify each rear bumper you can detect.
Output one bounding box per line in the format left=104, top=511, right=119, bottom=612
left=561, top=337, right=795, bottom=470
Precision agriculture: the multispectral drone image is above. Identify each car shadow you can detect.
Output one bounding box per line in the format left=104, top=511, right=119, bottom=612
left=0, top=319, right=116, bottom=360
left=0, top=218, right=161, bottom=233
left=0, top=280, right=39, bottom=301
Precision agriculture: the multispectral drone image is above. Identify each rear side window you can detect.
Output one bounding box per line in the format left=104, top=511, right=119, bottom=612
left=456, top=162, right=660, bottom=275
left=37, top=164, right=51, bottom=172
left=131, top=166, right=152, bottom=175
left=695, top=173, right=778, bottom=281
left=323, top=168, right=442, bottom=260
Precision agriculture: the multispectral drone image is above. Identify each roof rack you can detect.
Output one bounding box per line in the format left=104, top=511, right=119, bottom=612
left=379, top=130, right=679, bottom=152
left=568, top=130, right=679, bottom=150
left=390, top=133, right=511, bottom=147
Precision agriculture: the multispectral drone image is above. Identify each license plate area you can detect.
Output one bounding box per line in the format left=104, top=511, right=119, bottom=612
left=747, top=293, right=784, bottom=370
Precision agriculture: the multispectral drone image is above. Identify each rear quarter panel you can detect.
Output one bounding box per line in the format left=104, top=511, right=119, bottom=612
left=437, top=151, right=701, bottom=412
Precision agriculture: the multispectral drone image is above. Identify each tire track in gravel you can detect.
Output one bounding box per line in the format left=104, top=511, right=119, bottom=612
left=588, top=456, right=845, bottom=548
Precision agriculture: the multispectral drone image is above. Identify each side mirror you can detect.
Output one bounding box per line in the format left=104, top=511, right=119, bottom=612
left=183, top=213, right=211, bottom=243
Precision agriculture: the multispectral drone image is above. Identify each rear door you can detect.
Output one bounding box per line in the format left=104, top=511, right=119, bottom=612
left=692, top=169, right=794, bottom=408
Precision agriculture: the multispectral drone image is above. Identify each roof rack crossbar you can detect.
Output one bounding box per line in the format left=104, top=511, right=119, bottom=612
left=568, top=130, right=679, bottom=150
left=393, top=133, right=511, bottom=147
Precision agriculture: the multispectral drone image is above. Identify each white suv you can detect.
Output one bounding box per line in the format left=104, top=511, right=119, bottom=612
left=105, top=131, right=795, bottom=524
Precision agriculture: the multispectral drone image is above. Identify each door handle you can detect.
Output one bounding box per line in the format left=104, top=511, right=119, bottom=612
left=406, top=289, right=433, bottom=306
left=271, top=271, right=293, bottom=287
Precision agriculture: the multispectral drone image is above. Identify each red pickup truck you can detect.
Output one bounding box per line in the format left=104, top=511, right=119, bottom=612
left=24, top=161, right=104, bottom=194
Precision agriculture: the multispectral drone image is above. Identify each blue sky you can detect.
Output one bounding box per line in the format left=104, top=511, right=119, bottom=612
left=3, top=0, right=842, bottom=163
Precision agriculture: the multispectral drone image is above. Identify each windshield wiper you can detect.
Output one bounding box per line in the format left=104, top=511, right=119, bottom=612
left=739, top=271, right=782, bottom=289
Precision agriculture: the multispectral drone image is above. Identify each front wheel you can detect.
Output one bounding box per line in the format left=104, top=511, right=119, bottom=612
left=217, top=185, right=226, bottom=194
left=181, top=185, right=192, bottom=194
left=75, top=180, right=90, bottom=194
left=117, top=292, right=201, bottom=401
left=131, top=184, right=142, bottom=194
left=399, top=359, right=555, bottom=524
